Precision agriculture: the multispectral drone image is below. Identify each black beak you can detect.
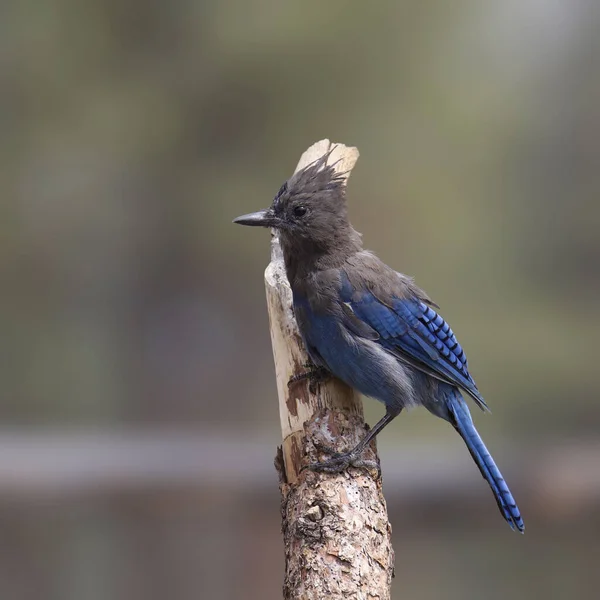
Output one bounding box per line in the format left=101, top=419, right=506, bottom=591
left=233, top=209, right=276, bottom=228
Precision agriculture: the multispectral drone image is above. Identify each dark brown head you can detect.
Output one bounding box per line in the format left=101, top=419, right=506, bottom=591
left=233, top=157, right=362, bottom=277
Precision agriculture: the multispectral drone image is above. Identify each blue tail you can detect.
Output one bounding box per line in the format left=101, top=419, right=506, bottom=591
left=447, top=391, right=524, bottom=533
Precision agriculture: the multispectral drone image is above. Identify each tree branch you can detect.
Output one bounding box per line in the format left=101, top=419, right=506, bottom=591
left=266, top=140, right=394, bottom=600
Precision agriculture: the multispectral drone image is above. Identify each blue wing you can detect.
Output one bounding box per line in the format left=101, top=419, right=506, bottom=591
left=340, top=274, right=488, bottom=411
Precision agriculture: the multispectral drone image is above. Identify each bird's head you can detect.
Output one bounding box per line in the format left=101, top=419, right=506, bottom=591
left=233, top=156, right=361, bottom=258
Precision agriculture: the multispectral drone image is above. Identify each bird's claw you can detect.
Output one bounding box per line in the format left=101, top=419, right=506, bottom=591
left=306, top=450, right=380, bottom=476
left=287, top=365, right=330, bottom=394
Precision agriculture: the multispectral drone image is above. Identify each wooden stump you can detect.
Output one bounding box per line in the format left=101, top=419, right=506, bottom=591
left=266, top=140, right=395, bottom=600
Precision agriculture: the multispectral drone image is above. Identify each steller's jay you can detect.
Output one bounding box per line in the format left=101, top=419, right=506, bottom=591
left=234, top=154, right=524, bottom=532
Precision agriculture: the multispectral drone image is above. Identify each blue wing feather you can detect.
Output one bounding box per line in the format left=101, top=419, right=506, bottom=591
left=340, top=275, right=488, bottom=411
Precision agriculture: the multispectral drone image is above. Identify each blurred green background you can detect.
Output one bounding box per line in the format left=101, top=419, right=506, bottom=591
left=1, top=1, right=599, bottom=599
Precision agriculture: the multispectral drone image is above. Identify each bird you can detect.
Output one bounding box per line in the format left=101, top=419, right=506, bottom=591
left=233, top=153, right=524, bottom=533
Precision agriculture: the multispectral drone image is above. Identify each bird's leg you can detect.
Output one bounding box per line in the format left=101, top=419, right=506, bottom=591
left=307, top=408, right=402, bottom=475
left=288, top=363, right=330, bottom=394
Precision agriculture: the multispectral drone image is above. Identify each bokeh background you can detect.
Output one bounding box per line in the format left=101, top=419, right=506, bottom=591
left=2, top=1, right=599, bottom=599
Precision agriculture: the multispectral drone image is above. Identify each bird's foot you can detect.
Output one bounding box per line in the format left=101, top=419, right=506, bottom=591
left=288, top=365, right=330, bottom=394
left=306, top=447, right=380, bottom=476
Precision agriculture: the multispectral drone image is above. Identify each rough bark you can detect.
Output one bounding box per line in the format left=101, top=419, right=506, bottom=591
left=266, top=140, right=395, bottom=600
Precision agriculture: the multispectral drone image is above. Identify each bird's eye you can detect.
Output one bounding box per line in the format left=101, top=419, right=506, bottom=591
left=293, top=205, right=307, bottom=217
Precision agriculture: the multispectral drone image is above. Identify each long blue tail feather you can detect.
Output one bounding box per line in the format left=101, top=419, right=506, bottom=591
left=447, top=391, right=524, bottom=533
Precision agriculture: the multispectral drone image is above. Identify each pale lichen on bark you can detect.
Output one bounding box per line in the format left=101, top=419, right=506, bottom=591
left=267, top=140, right=395, bottom=600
